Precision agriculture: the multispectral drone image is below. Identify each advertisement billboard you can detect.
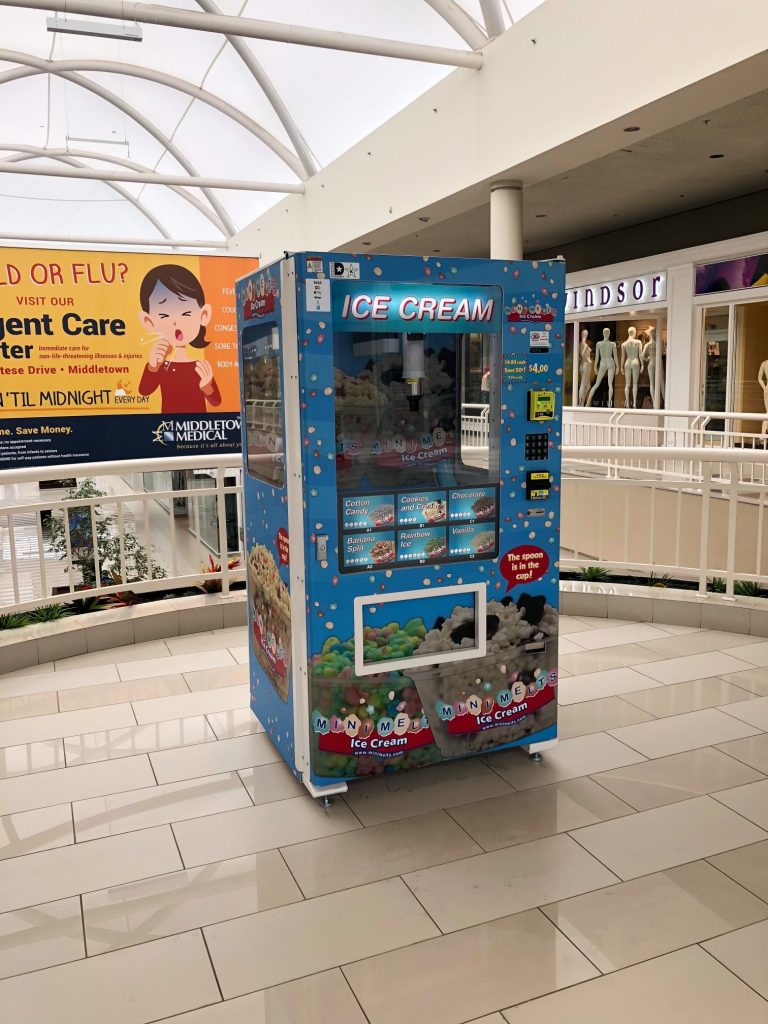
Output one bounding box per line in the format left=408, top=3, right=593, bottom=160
left=0, top=248, right=257, bottom=469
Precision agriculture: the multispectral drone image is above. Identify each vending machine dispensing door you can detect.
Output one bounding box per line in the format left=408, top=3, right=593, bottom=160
left=237, top=254, right=564, bottom=797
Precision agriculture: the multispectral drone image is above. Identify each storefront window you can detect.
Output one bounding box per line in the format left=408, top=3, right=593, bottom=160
left=700, top=306, right=729, bottom=431
left=573, top=318, right=666, bottom=409
left=733, top=301, right=768, bottom=434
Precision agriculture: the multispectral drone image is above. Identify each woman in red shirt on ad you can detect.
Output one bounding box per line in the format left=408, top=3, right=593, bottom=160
left=138, top=264, right=222, bottom=414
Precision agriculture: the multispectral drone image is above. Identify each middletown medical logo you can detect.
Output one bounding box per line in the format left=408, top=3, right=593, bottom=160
left=151, top=418, right=241, bottom=446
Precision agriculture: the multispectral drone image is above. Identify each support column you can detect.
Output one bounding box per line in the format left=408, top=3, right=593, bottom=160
left=490, top=180, right=523, bottom=260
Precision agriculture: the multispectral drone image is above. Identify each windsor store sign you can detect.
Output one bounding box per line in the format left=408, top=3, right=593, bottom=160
left=565, top=272, right=666, bottom=315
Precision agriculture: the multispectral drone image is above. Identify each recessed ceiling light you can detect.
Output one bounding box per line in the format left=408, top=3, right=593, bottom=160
left=535, top=214, right=547, bottom=218
left=361, top=241, right=372, bottom=246
left=679, top=194, right=686, bottom=198
left=623, top=126, right=641, bottom=133
left=709, top=153, right=725, bottom=159
left=432, top=249, right=441, bottom=253
left=418, top=216, right=430, bottom=223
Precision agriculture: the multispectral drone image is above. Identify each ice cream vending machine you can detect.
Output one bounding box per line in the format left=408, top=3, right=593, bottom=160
left=236, top=253, right=565, bottom=797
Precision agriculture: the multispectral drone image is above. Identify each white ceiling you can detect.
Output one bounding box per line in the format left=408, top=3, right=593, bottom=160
left=374, top=86, right=768, bottom=260
left=0, top=0, right=545, bottom=245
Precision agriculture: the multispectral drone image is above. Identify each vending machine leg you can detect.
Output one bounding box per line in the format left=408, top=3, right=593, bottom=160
left=302, top=776, right=349, bottom=802
left=524, top=738, right=558, bottom=763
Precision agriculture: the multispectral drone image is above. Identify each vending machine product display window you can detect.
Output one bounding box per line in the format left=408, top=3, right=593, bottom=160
left=237, top=254, right=565, bottom=798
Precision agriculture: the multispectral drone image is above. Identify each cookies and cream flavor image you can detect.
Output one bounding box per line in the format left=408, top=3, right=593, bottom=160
left=247, top=542, right=291, bottom=702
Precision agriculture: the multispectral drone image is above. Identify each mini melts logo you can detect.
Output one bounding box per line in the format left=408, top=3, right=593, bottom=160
left=152, top=421, right=174, bottom=446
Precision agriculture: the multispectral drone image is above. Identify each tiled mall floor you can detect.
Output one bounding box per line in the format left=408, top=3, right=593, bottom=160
left=1, top=618, right=768, bottom=1022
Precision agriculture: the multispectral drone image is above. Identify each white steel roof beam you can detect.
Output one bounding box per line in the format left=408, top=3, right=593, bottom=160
left=1, top=151, right=173, bottom=238
left=0, top=162, right=304, bottom=191
left=479, top=0, right=506, bottom=37
left=194, top=0, right=317, bottom=178
left=0, top=53, right=235, bottom=234
left=424, top=0, right=487, bottom=49
left=0, top=145, right=229, bottom=234
left=0, top=0, right=484, bottom=68
left=0, top=56, right=305, bottom=180
left=0, top=231, right=227, bottom=248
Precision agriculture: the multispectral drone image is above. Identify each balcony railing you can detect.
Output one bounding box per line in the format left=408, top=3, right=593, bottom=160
left=1, top=445, right=767, bottom=615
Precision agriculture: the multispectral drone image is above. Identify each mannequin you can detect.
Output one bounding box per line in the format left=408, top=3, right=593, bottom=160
left=758, top=358, right=768, bottom=436
left=578, top=330, right=592, bottom=405
left=587, top=327, right=619, bottom=407
left=620, top=326, right=643, bottom=408
left=642, top=327, right=665, bottom=407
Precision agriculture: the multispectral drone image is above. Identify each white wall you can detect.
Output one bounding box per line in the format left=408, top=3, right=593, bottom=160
left=229, top=0, right=768, bottom=264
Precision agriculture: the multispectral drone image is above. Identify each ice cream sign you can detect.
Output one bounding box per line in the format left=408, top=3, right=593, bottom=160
left=332, top=281, right=502, bottom=334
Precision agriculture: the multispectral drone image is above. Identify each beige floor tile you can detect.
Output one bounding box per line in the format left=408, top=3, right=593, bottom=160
left=0, top=691, right=58, bottom=722
left=543, top=859, right=768, bottom=972
left=54, top=640, right=171, bottom=670
left=717, top=694, right=768, bottom=730
left=73, top=771, right=252, bottom=841
left=607, top=708, right=759, bottom=758
left=0, top=825, right=182, bottom=914
left=205, top=877, right=439, bottom=997
left=211, top=627, right=249, bottom=643
left=150, top=733, right=279, bottom=785
left=184, top=663, right=249, bottom=691
left=158, top=969, right=367, bottom=1024
left=620, top=676, right=757, bottom=718
left=0, top=896, right=84, bottom=981
left=58, top=673, right=188, bottom=712
left=714, top=778, right=768, bottom=829
left=0, top=803, right=74, bottom=861
left=572, top=795, right=768, bottom=880
left=174, top=795, right=361, bottom=868
left=555, top=636, right=587, bottom=656
left=637, top=630, right=756, bottom=658
left=557, top=697, right=654, bottom=739
left=654, top=624, right=703, bottom=635
left=569, top=623, right=670, bottom=651
left=709, top=840, right=768, bottom=902
left=0, top=664, right=121, bottom=701
left=342, top=758, right=512, bottom=827
left=704, top=919, right=768, bottom=998
left=486, top=733, right=645, bottom=791
left=718, top=733, right=768, bottom=774
left=230, top=646, right=249, bottom=665
left=0, top=702, right=136, bottom=747
left=449, top=777, right=634, bottom=851
left=84, top=849, right=302, bottom=954
left=163, top=633, right=224, bottom=655
left=467, top=1017, right=506, bottom=1024
left=344, top=909, right=598, bottom=1024
left=727, top=640, right=768, bottom=667
left=1, top=662, right=56, bottom=678
left=119, top=649, right=236, bottom=682
left=236, top=762, right=304, bottom=805
left=133, top=684, right=249, bottom=724
left=404, top=833, right=618, bottom=932
left=0, top=754, right=155, bottom=815
left=206, top=708, right=263, bottom=739
left=720, top=666, right=768, bottom=696
left=0, top=929, right=220, bottom=1024
left=0, top=738, right=64, bottom=778
left=559, top=643, right=661, bottom=675
left=64, top=716, right=216, bottom=765
left=557, top=666, right=661, bottom=705
left=634, top=650, right=753, bottom=685
left=282, top=810, right=482, bottom=897
left=503, top=945, right=768, bottom=1023
left=594, top=748, right=765, bottom=811
left=559, top=616, right=597, bottom=635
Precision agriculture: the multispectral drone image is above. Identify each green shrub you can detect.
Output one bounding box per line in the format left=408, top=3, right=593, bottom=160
left=0, top=612, right=31, bottom=630
left=576, top=565, right=612, bottom=582
left=707, top=577, right=727, bottom=593
left=28, top=604, right=73, bottom=623
left=734, top=580, right=763, bottom=597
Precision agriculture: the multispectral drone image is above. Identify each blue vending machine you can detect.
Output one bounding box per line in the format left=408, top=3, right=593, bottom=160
left=237, top=253, right=565, bottom=797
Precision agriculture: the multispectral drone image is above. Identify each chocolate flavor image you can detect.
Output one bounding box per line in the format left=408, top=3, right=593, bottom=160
left=471, top=497, right=496, bottom=520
